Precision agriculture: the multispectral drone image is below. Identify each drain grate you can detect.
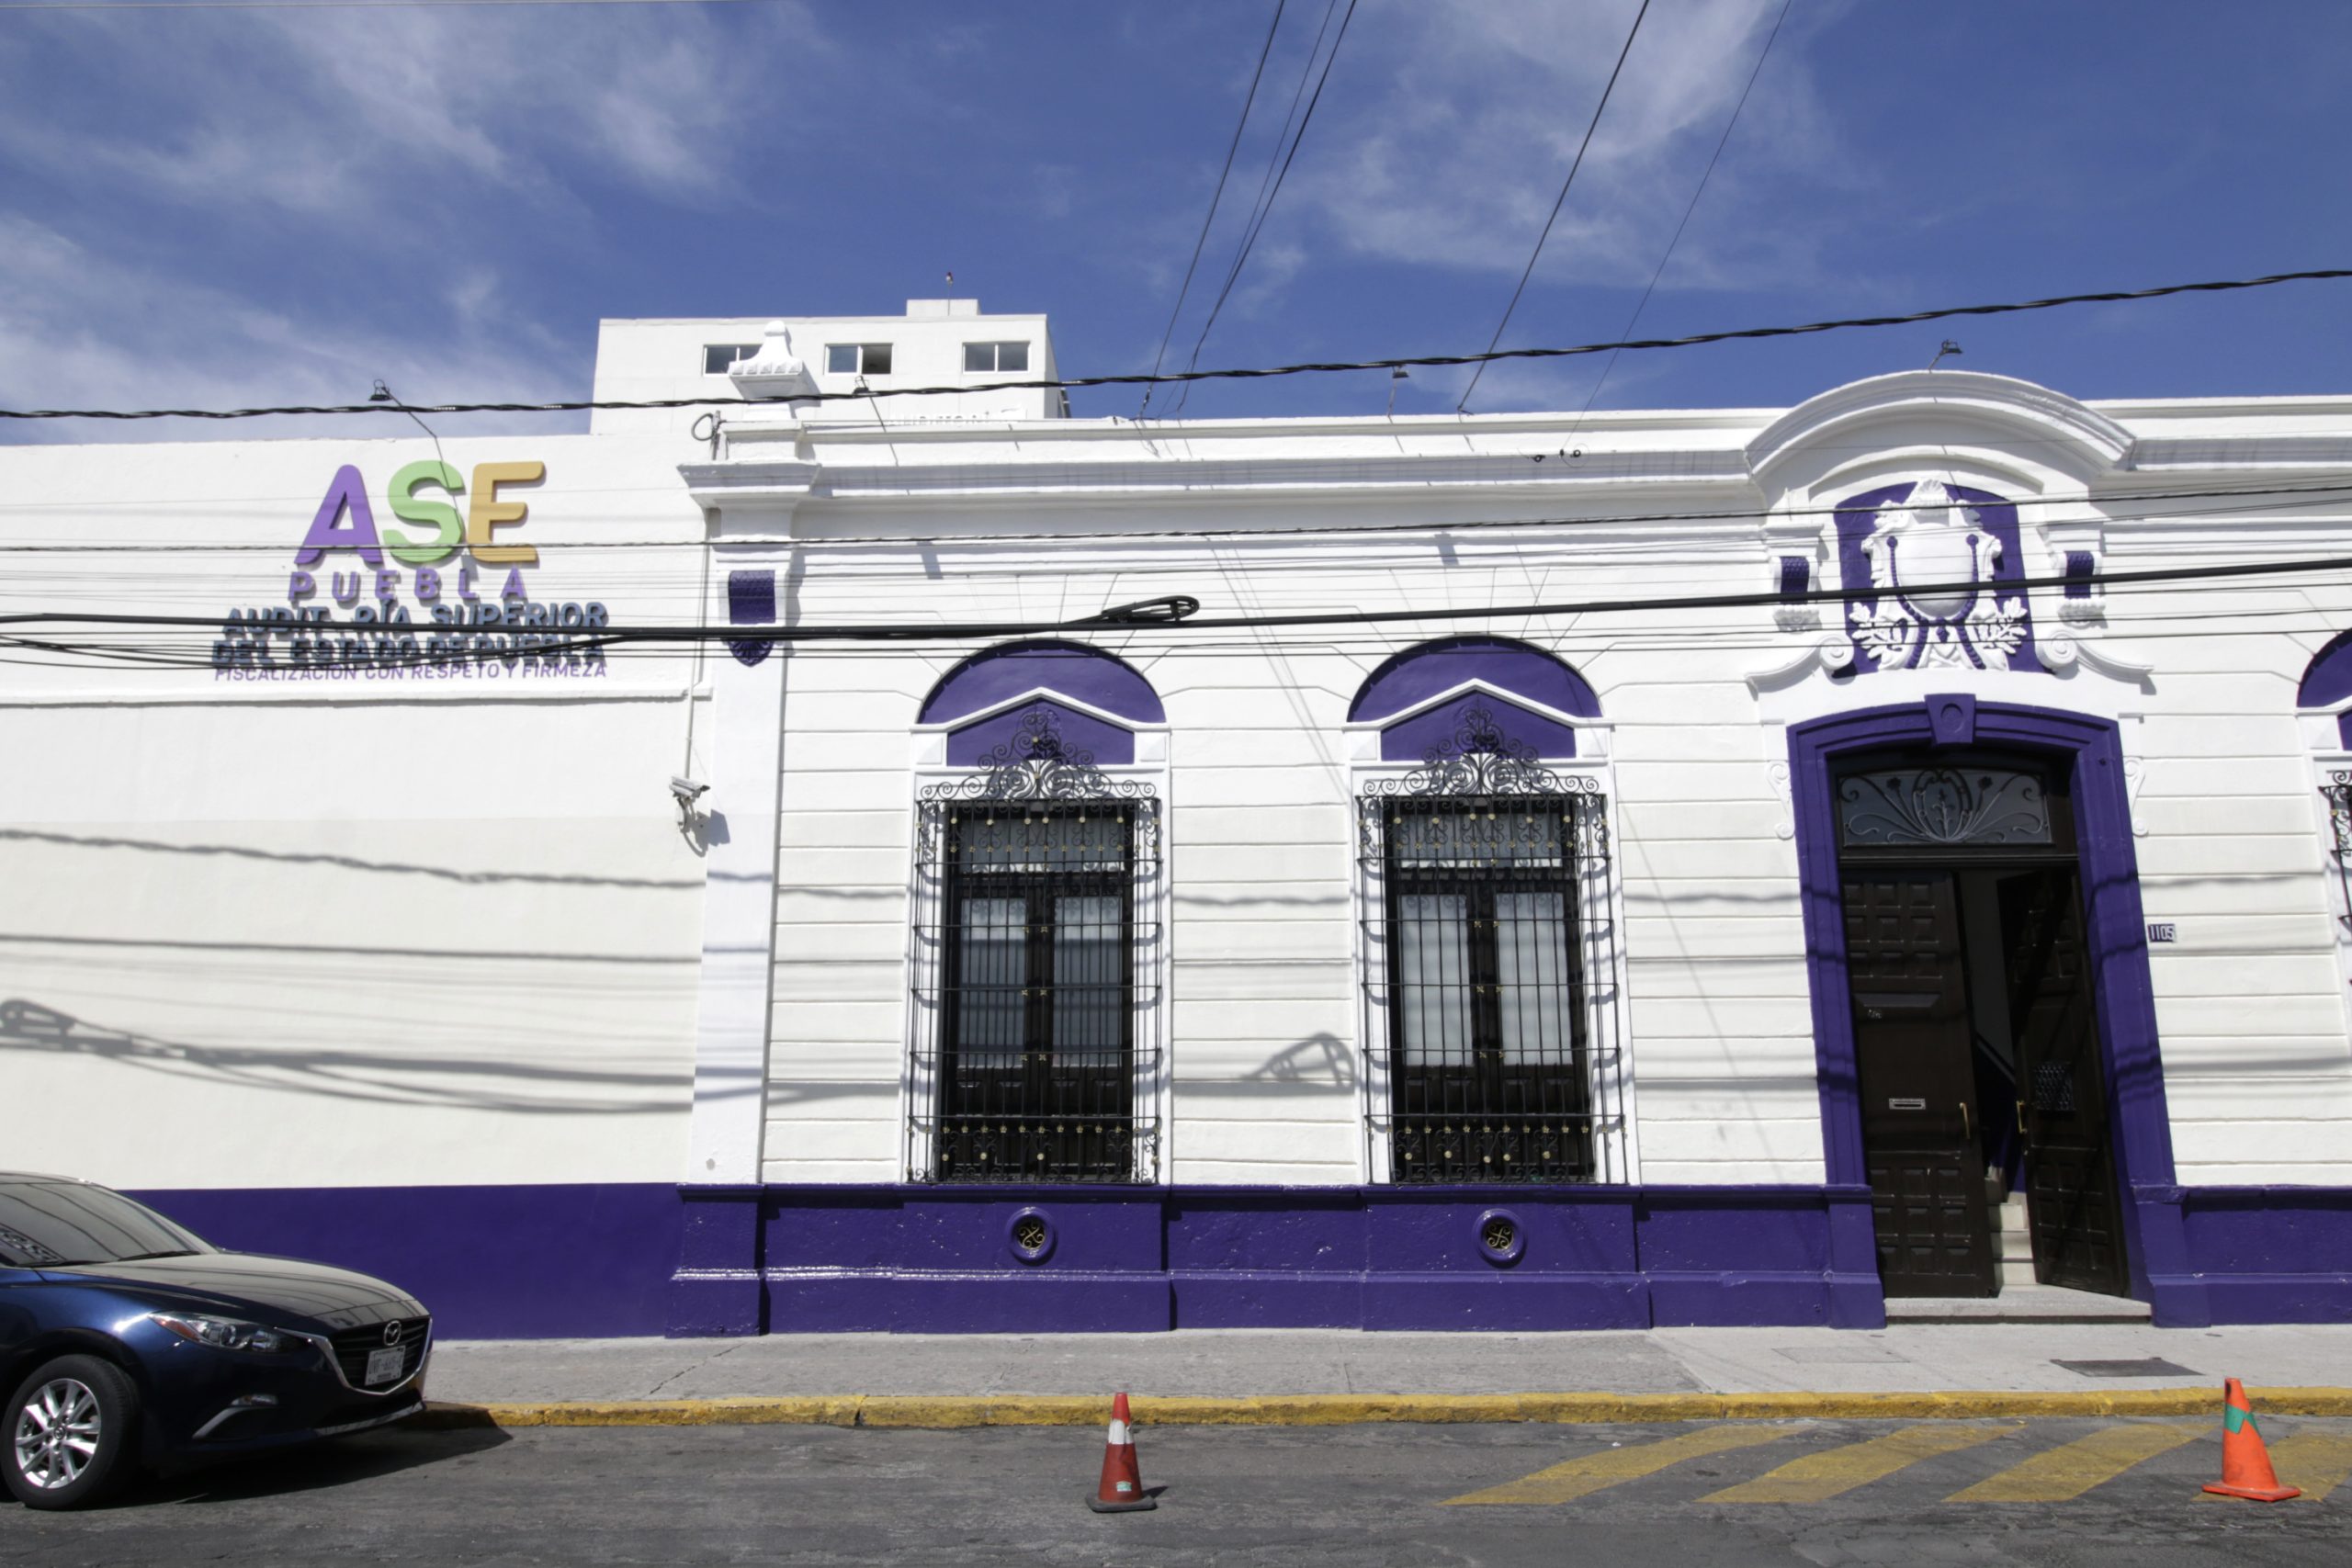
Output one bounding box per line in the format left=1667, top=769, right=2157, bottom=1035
left=2052, top=1358, right=2200, bottom=1378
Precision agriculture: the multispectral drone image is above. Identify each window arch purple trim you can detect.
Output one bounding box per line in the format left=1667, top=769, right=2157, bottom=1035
left=1348, top=636, right=1598, bottom=762
left=2295, top=629, right=2352, bottom=748
left=918, top=639, right=1166, bottom=727
left=1787, top=700, right=2199, bottom=1325
left=1347, top=637, right=1600, bottom=723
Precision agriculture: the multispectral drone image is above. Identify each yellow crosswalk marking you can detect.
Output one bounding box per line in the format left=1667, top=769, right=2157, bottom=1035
left=2251, top=1433, right=2352, bottom=1503
left=1949, top=1422, right=2200, bottom=1502
left=1443, top=1424, right=1799, bottom=1506
left=1702, top=1424, right=2013, bottom=1504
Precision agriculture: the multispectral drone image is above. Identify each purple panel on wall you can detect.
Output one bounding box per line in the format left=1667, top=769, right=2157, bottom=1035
left=1347, top=637, right=1600, bottom=724
left=1928, top=692, right=1976, bottom=747
left=2063, top=550, right=2098, bottom=599
left=1832, top=482, right=2043, bottom=675
left=2292, top=627, right=2352, bottom=748
left=919, top=639, right=1165, bottom=726
left=728, top=570, right=775, bottom=626
left=946, top=698, right=1136, bottom=766
left=727, top=570, right=775, bottom=669
left=1779, top=556, right=1812, bottom=597
left=133, top=1182, right=683, bottom=1340
left=1784, top=702, right=2192, bottom=1321
left=1378, top=694, right=1577, bottom=762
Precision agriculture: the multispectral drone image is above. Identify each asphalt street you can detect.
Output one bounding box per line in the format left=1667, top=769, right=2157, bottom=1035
left=5, top=1418, right=2348, bottom=1566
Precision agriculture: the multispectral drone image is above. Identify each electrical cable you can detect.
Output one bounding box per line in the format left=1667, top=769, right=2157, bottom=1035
left=6, top=266, right=2344, bottom=424
left=19, top=592, right=2352, bottom=682
left=15, top=545, right=2352, bottom=648
left=1138, top=0, right=1289, bottom=420
left=1457, top=0, right=1651, bottom=412
left=1565, top=0, right=1791, bottom=429
left=1, top=476, right=2346, bottom=553
left=1167, top=0, right=1357, bottom=417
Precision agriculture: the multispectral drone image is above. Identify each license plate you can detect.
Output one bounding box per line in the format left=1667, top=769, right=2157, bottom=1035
left=364, top=1347, right=407, bottom=1386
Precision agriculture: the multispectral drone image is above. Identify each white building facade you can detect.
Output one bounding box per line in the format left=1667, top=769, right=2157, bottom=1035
left=7, top=301, right=2352, bottom=1335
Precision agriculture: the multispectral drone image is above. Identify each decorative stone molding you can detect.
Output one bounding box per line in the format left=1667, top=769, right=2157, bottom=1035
left=728, top=320, right=820, bottom=406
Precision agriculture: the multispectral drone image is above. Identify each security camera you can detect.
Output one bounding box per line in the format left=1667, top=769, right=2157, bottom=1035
left=670, top=776, right=709, bottom=808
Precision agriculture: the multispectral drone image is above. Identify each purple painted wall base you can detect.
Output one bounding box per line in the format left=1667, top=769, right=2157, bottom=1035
left=668, top=1183, right=1889, bottom=1336
left=128, top=1179, right=2352, bottom=1337
left=136, top=1182, right=683, bottom=1340
left=2175, top=1187, right=2352, bottom=1325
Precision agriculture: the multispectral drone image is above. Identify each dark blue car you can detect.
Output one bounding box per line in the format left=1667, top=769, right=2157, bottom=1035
left=0, top=1172, right=431, bottom=1509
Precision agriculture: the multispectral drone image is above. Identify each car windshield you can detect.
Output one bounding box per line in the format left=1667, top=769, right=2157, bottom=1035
left=0, top=1180, right=211, bottom=1268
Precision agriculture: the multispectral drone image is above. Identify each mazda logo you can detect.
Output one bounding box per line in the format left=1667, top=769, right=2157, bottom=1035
left=381, top=1322, right=403, bottom=1348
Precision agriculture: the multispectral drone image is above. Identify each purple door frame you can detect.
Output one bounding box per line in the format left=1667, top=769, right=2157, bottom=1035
left=1787, top=696, right=2208, bottom=1325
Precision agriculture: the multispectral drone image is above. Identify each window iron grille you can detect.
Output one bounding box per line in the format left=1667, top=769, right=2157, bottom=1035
left=2326, top=771, right=2352, bottom=937
left=1357, top=705, right=1623, bottom=1185
left=1837, top=764, right=2052, bottom=848
left=910, top=709, right=1161, bottom=1184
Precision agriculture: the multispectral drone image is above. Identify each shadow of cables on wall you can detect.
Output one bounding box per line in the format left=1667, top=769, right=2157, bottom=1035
left=0, top=997, right=727, bottom=1116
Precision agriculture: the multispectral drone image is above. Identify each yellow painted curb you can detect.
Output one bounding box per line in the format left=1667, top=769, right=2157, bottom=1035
left=409, top=1387, right=2352, bottom=1431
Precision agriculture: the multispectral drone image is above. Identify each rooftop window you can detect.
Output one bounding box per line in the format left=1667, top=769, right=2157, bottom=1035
left=963, top=341, right=1031, bottom=374
left=827, top=343, right=894, bottom=376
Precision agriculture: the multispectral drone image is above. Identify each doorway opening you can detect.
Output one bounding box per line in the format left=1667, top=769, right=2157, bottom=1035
left=1834, top=755, right=2130, bottom=1299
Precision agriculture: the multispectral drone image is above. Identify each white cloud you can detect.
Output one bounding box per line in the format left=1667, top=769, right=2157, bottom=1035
left=1289, top=0, right=1849, bottom=288
left=0, top=7, right=829, bottom=442
left=0, top=6, right=822, bottom=225
left=0, top=217, right=581, bottom=444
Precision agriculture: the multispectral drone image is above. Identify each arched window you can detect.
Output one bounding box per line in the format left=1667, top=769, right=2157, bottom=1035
left=908, top=641, right=1168, bottom=1185
left=2296, top=633, right=2352, bottom=1032
left=1344, top=637, right=1629, bottom=1186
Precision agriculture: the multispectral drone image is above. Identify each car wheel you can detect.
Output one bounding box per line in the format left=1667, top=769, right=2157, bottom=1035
left=6, top=1355, right=141, bottom=1510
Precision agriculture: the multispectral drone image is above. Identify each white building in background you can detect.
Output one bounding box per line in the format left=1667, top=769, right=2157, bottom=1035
left=6, top=299, right=2352, bottom=1337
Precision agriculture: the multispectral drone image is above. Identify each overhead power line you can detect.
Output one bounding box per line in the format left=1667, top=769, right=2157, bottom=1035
left=1168, top=0, right=1359, bottom=417
left=1139, top=0, right=1290, bottom=420
left=1569, top=0, right=1792, bottom=428
left=1457, top=0, right=1652, bottom=413
left=15, top=547, right=2352, bottom=648
left=0, top=478, right=2346, bottom=554
left=3, top=267, right=2345, bottom=425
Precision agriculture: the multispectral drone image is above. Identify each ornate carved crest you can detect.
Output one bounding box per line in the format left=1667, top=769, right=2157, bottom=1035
left=919, top=706, right=1154, bottom=804
left=1849, top=480, right=2029, bottom=671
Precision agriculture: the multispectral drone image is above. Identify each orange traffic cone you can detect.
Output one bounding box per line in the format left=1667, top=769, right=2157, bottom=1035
left=2202, top=1378, right=2301, bottom=1501
left=1087, top=1391, right=1156, bottom=1513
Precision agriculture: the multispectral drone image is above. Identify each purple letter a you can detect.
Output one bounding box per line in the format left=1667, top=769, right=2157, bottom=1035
left=294, top=465, right=385, bottom=567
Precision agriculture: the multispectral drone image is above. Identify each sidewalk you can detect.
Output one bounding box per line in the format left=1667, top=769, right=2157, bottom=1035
left=419, top=1325, right=2352, bottom=1426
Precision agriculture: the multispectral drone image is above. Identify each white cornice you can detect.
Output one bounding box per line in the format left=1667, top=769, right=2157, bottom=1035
left=680, top=458, right=818, bottom=511
left=1747, top=371, right=2138, bottom=486
left=673, top=373, right=2352, bottom=518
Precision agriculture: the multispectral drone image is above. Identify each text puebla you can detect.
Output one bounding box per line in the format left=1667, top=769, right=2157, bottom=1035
left=213, top=461, right=612, bottom=679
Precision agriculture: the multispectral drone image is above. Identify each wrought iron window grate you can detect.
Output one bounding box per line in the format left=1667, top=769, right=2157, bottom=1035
left=1357, top=706, right=1623, bottom=1185
left=909, top=710, right=1161, bottom=1184
left=2326, top=772, right=2352, bottom=940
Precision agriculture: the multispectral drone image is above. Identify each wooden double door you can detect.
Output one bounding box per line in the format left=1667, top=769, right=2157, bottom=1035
left=1840, top=855, right=2129, bottom=1300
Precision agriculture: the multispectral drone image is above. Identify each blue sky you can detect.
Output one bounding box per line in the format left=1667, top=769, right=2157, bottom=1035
left=4, top=0, right=2349, bottom=439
